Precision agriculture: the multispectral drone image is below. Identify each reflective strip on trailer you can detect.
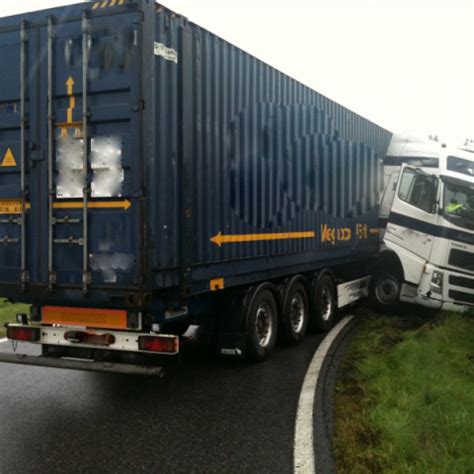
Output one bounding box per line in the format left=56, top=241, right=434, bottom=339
left=42, top=306, right=128, bottom=330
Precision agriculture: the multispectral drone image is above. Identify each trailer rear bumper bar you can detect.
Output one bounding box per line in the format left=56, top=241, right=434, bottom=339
left=0, top=352, right=164, bottom=377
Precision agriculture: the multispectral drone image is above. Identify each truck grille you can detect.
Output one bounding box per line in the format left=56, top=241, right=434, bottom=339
left=449, top=275, right=474, bottom=290
left=448, top=290, right=474, bottom=305
left=448, top=249, right=474, bottom=272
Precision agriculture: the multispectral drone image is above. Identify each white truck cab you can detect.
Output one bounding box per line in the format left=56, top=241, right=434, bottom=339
left=374, top=134, right=474, bottom=312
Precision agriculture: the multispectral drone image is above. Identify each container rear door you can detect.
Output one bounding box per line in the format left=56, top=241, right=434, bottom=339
left=0, top=4, right=144, bottom=292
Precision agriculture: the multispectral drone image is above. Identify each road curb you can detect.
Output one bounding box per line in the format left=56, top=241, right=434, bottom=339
left=313, top=315, right=359, bottom=473
left=294, top=315, right=357, bottom=473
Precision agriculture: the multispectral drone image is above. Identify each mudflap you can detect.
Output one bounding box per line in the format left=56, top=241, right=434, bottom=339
left=215, top=288, right=251, bottom=359
left=217, top=332, right=247, bottom=359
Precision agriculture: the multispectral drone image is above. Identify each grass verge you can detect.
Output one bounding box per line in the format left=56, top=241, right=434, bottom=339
left=0, top=299, right=30, bottom=338
left=333, top=309, right=474, bottom=473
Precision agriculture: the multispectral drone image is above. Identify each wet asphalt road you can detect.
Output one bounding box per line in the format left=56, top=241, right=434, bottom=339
left=0, top=331, right=326, bottom=473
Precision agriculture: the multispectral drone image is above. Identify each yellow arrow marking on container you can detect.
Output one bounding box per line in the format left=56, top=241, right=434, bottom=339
left=1, top=148, right=17, bottom=167
left=66, top=76, right=76, bottom=125
left=210, top=231, right=315, bottom=247
left=53, top=200, right=132, bottom=211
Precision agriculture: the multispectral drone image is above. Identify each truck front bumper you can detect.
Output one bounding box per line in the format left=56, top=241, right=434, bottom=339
left=416, top=264, right=474, bottom=312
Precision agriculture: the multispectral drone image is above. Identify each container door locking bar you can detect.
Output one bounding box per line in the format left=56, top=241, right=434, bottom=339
left=47, top=16, right=56, bottom=288
left=82, top=12, right=91, bottom=292
left=19, top=21, right=29, bottom=290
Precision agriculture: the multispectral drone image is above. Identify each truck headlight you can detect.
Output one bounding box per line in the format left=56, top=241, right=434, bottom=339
left=430, top=271, right=443, bottom=294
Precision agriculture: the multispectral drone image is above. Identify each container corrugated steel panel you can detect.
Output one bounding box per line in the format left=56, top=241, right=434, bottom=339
left=0, top=1, right=392, bottom=317
left=151, top=5, right=392, bottom=294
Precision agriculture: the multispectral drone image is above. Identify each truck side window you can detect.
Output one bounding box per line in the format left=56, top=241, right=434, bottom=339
left=398, top=168, right=437, bottom=213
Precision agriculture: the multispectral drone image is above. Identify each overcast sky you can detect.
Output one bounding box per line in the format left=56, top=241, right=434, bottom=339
left=2, top=0, right=473, bottom=145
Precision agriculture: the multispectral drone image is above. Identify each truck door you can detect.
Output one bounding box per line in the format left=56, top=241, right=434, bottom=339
left=379, top=170, right=400, bottom=219
left=0, top=4, right=144, bottom=293
left=386, top=166, right=438, bottom=262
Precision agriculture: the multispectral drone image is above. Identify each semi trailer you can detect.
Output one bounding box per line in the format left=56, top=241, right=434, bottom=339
left=0, top=0, right=393, bottom=375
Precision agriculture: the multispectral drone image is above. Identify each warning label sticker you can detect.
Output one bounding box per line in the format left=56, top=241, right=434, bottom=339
left=154, top=42, right=178, bottom=64
left=0, top=199, right=22, bottom=214
left=1, top=148, right=17, bottom=167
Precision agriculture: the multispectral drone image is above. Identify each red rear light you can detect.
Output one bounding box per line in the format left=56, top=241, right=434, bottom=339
left=138, top=336, right=179, bottom=354
left=7, top=326, right=40, bottom=342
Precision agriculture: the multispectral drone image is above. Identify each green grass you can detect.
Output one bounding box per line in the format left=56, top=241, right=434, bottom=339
left=0, top=299, right=30, bottom=338
left=333, top=309, right=474, bottom=473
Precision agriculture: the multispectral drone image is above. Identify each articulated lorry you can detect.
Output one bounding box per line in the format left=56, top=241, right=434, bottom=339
left=2, top=1, right=471, bottom=376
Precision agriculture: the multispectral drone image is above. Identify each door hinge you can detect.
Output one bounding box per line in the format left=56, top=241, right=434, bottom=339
left=131, top=100, right=145, bottom=112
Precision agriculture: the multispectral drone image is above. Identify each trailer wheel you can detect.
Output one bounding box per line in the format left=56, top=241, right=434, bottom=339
left=280, top=278, right=309, bottom=345
left=370, top=272, right=400, bottom=310
left=246, top=285, right=279, bottom=362
left=309, top=273, right=337, bottom=333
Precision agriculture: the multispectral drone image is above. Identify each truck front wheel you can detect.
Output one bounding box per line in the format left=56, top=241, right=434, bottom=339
left=370, top=272, right=401, bottom=310
left=309, top=273, right=337, bottom=333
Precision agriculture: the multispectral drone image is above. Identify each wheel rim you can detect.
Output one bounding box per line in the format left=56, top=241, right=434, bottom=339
left=375, top=277, right=399, bottom=304
left=290, top=292, right=305, bottom=333
left=255, top=303, right=273, bottom=348
left=321, top=286, right=333, bottom=322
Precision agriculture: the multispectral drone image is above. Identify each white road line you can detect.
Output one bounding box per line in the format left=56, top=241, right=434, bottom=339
left=294, top=316, right=354, bottom=473
left=0, top=338, right=7, bottom=344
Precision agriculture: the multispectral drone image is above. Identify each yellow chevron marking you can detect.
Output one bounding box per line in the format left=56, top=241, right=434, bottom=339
left=92, top=2, right=100, bottom=9
left=100, top=1, right=109, bottom=8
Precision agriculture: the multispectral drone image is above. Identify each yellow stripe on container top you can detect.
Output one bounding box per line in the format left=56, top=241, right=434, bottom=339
left=92, top=0, right=125, bottom=9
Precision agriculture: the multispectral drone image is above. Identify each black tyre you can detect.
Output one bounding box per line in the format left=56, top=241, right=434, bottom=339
left=245, top=285, right=279, bottom=362
left=280, top=278, right=309, bottom=345
left=369, top=272, right=401, bottom=311
left=309, top=273, right=337, bottom=333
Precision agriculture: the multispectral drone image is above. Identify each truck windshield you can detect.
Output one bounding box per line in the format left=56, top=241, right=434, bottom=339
left=447, top=156, right=474, bottom=176
left=443, top=178, right=474, bottom=230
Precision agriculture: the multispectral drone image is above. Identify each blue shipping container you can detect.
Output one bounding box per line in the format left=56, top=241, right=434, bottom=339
left=0, top=0, right=392, bottom=320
